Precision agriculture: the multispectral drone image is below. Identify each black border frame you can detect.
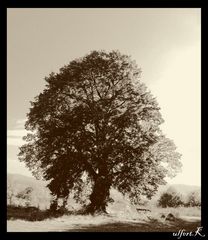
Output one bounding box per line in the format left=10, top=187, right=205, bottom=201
left=1, top=1, right=206, bottom=239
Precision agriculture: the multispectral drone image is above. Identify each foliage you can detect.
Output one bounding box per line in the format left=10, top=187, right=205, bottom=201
left=18, top=50, right=182, bottom=213
left=186, top=191, right=201, bottom=207
left=16, top=187, right=34, bottom=207
left=7, top=182, right=17, bottom=206
left=158, top=192, right=183, bottom=208
left=7, top=205, right=66, bottom=221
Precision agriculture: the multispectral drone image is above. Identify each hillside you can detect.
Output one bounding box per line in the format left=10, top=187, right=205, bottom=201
left=7, top=173, right=51, bottom=209
left=7, top=173, right=201, bottom=211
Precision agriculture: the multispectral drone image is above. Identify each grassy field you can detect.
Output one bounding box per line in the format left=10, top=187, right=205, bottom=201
left=149, top=206, right=201, bottom=218
left=66, top=219, right=201, bottom=232
left=7, top=215, right=201, bottom=232
left=7, top=205, right=201, bottom=232
left=7, top=174, right=201, bottom=232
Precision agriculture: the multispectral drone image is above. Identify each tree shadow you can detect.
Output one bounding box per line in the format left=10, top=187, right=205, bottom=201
left=64, top=218, right=201, bottom=232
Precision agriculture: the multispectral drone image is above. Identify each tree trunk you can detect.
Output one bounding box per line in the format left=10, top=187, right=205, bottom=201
left=62, top=197, right=68, bottom=209
left=50, top=198, right=58, bottom=212
left=84, top=175, right=111, bottom=214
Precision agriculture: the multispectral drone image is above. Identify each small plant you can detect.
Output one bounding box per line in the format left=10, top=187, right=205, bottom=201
left=16, top=187, right=34, bottom=207
left=7, top=182, right=17, bottom=206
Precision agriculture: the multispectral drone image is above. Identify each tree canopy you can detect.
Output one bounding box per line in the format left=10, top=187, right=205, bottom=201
left=18, top=50, right=182, bottom=213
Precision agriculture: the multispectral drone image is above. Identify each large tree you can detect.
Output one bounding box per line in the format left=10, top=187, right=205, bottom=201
left=18, top=50, right=182, bottom=214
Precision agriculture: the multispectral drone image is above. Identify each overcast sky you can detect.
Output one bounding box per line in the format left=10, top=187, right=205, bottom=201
left=7, top=8, right=201, bottom=186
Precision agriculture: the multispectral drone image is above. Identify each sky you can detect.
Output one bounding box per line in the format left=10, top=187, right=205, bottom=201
left=7, top=8, right=201, bottom=186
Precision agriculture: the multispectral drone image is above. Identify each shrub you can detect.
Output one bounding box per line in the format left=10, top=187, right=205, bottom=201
left=186, top=191, right=201, bottom=207
left=7, top=205, right=66, bottom=221
left=16, top=187, right=34, bottom=207
left=158, top=192, right=183, bottom=208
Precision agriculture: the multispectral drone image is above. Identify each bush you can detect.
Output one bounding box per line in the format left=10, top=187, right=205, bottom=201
left=186, top=191, right=201, bottom=207
left=16, top=187, right=34, bottom=207
left=7, top=205, right=66, bottom=221
left=158, top=192, right=183, bottom=208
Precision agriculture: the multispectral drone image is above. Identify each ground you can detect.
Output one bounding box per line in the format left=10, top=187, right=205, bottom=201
left=7, top=212, right=201, bottom=232
left=7, top=178, right=201, bottom=232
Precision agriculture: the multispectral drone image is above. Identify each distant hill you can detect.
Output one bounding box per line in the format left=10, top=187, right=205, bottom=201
left=7, top=173, right=51, bottom=209
left=7, top=173, right=201, bottom=210
left=8, top=173, right=47, bottom=188
left=165, top=184, right=201, bottom=202
left=166, top=184, right=200, bottom=194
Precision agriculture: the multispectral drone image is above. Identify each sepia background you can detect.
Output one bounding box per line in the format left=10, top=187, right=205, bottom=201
left=7, top=8, right=201, bottom=186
